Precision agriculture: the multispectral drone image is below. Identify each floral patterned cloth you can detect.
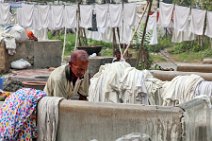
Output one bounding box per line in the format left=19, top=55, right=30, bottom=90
left=0, top=88, right=46, bottom=141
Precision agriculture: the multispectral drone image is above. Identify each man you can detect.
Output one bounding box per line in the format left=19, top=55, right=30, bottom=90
left=26, top=30, right=38, bottom=41
left=112, top=49, right=125, bottom=63
left=44, top=50, right=89, bottom=100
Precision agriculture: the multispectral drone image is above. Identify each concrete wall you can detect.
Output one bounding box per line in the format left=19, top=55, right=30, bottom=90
left=57, top=100, right=183, bottom=141
left=33, top=41, right=62, bottom=68
left=0, top=40, right=62, bottom=72
left=1, top=98, right=212, bottom=141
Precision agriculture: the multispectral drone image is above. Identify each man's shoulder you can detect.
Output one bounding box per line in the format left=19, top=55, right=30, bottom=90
left=49, top=65, right=67, bottom=80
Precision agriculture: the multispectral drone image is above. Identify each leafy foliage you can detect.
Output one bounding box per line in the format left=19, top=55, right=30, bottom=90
left=173, top=0, right=212, bottom=10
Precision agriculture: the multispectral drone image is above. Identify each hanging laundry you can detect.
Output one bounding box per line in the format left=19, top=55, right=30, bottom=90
left=64, top=5, right=77, bottom=29
left=120, top=24, right=132, bottom=44
left=190, top=8, right=206, bottom=35
left=0, top=3, right=11, bottom=25
left=158, top=2, right=174, bottom=28
left=37, top=5, right=50, bottom=29
left=108, top=4, right=122, bottom=27
left=123, top=3, right=136, bottom=27
left=86, top=29, right=102, bottom=41
left=17, top=4, right=34, bottom=28
left=173, top=5, right=190, bottom=31
left=95, top=4, right=109, bottom=28
left=100, top=27, right=113, bottom=42
left=147, top=12, right=158, bottom=45
left=205, top=11, right=212, bottom=38
left=32, top=5, right=42, bottom=30
left=48, top=5, right=64, bottom=30
left=172, top=29, right=196, bottom=43
left=80, top=5, right=93, bottom=28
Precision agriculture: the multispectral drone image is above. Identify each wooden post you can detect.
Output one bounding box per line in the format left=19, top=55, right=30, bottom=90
left=112, top=28, right=117, bottom=56
left=74, top=2, right=81, bottom=50
left=137, top=0, right=153, bottom=68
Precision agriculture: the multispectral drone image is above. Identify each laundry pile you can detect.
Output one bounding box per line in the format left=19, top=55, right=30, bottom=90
left=88, top=62, right=212, bottom=106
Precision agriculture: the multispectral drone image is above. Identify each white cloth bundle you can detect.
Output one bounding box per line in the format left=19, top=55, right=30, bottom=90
left=120, top=68, right=148, bottom=104
left=88, top=62, right=131, bottom=103
left=161, top=74, right=203, bottom=106
left=195, top=81, right=212, bottom=97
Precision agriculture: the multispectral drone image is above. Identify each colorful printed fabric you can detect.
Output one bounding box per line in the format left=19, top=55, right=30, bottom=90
left=0, top=88, right=46, bottom=141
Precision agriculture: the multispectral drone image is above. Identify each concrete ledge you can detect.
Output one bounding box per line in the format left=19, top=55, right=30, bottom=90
left=177, top=63, right=212, bottom=73
left=150, top=70, right=212, bottom=81
left=203, top=58, right=212, bottom=64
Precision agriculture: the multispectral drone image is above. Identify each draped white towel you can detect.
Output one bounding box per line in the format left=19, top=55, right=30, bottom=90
left=37, top=97, right=64, bottom=141
left=48, top=5, right=64, bottom=30
left=190, top=8, right=206, bottom=35
left=123, top=3, right=136, bottom=27
left=37, top=5, right=50, bottom=29
left=80, top=5, right=93, bottom=28
left=108, top=4, right=122, bottom=27
left=205, top=11, right=212, bottom=38
left=147, top=12, right=158, bottom=45
left=95, top=4, right=109, bottom=28
left=17, top=4, right=34, bottom=28
left=32, top=5, right=42, bottom=30
left=172, top=29, right=195, bottom=43
left=120, top=24, right=132, bottom=44
left=64, top=5, right=77, bottom=29
left=158, top=2, right=174, bottom=27
left=173, top=5, right=190, bottom=31
left=0, top=3, right=11, bottom=25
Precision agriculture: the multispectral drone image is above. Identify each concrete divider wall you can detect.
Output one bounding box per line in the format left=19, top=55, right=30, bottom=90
left=179, top=98, right=212, bottom=141
left=57, top=100, right=183, bottom=141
